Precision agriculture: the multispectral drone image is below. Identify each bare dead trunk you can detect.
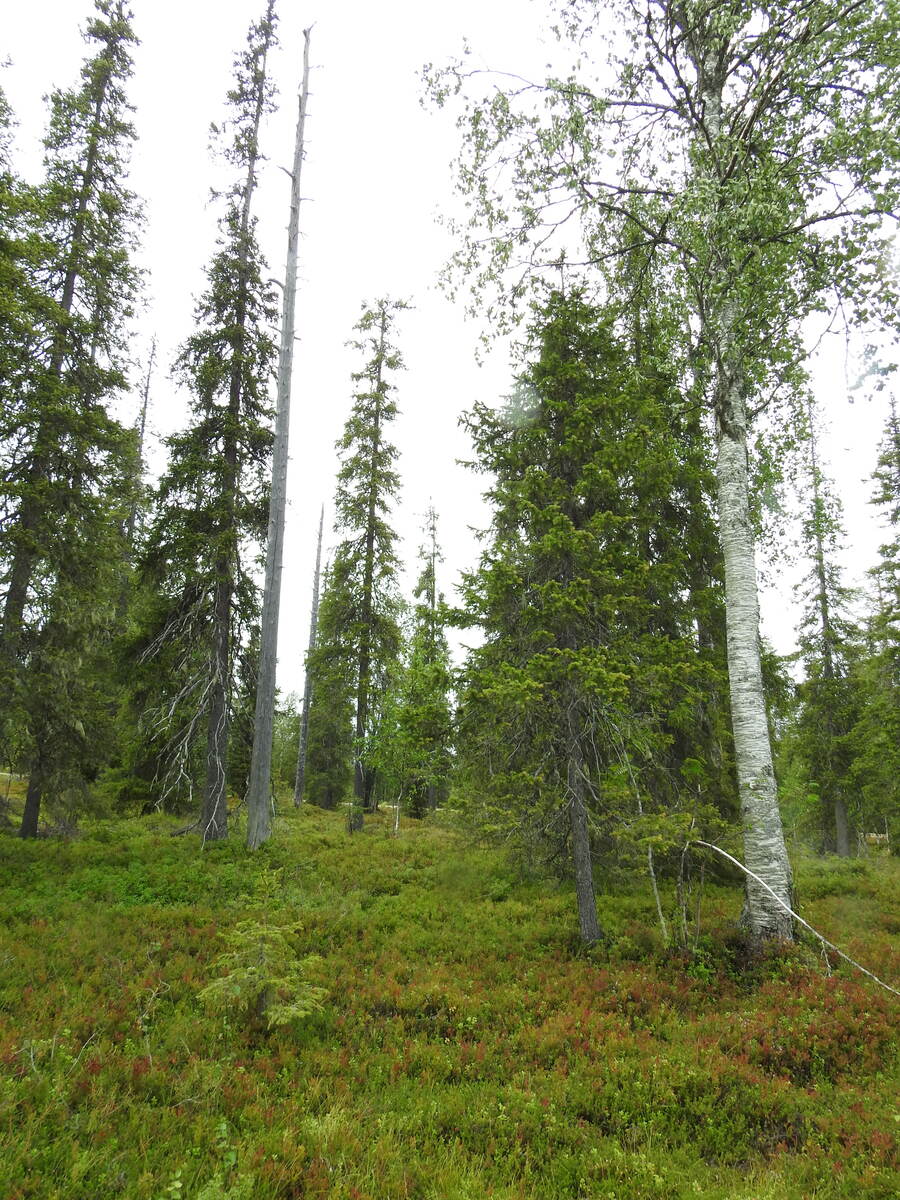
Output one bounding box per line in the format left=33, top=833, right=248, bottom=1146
left=247, top=28, right=312, bottom=848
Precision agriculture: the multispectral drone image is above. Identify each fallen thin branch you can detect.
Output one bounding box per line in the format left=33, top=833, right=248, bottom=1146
left=170, top=819, right=201, bottom=837
left=690, top=839, right=900, bottom=998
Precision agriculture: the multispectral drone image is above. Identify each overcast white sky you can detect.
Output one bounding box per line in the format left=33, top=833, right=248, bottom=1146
left=3, top=0, right=894, bottom=696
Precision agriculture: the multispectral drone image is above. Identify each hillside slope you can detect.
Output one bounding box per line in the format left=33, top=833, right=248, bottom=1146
left=0, top=805, right=897, bottom=1199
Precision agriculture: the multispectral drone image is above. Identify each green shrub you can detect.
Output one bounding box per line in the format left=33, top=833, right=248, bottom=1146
left=198, top=919, right=327, bottom=1034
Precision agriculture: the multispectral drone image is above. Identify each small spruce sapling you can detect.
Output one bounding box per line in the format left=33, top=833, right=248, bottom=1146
left=198, top=869, right=326, bottom=1033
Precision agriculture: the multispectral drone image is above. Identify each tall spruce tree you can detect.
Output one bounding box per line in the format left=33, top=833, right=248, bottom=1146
left=457, top=291, right=730, bottom=944
left=792, top=398, right=857, bottom=855
left=869, top=398, right=900, bottom=627
left=0, top=84, right=35, bottom=767
left=0, top=2, right=142, bottom=834
left=395, top=508, right=454, bottom=817
left=844, top=399, right=900, bottom=846
left=305, top=299, right=405, bottom=832
left=138, top=2, right=278, bottom=841
left=1, top=1, right=140, bottom=655
left=302, top=562, right=355, bottom=810
left=293, top=505, right=324, bottom=806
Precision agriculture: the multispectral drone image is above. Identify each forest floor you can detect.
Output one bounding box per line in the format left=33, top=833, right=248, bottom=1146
left=0, top=799, right=897, bottom=1199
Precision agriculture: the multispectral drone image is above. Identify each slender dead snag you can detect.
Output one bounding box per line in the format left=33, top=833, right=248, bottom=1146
left=247, top=27, right=312, bottom=848
left=124, top=337, right=156, bottom=553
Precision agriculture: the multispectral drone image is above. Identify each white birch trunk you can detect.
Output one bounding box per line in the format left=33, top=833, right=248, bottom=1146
left=247, top=29, right=312, bottom=849
left=695, top=36, right=793, bottom=940
left=715, top=356, right=793, bottom=939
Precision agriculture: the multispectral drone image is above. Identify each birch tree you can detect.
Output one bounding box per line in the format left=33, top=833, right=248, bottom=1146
left=246, top=27, right=312, bottom=849
left=427, top=0, right=899, bottom=938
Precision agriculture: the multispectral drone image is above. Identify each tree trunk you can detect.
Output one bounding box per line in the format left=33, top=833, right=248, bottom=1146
left=834, top=796, right=851, bottom=858
left=247, top=28, right=312, bottom=848
left=716, top=376, right=793, bottom=939
left=567, top=704, right=601, bottom=944
left=19, top=771, right=42, bottom=839
left=202, top=578, right=231, bottom=842
left=294, top=501, right=323, bottom=807
left=695, top=38, right=793, bottom=941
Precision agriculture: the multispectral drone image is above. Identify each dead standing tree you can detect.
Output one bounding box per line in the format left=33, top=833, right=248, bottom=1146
left=246, top=26, right=313, bottom=849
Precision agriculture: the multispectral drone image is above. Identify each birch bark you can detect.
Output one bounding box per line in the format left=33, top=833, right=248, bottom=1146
left=697, top=39, right=793, bottom=939
left=715, top=348, right=793, bottom=938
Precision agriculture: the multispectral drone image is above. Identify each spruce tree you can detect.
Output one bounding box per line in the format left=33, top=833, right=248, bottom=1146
left=305, top=299, right=405, bottom=832
left=844, top=399, right=900, bottom=847
left=138, top=2, right=278, bottom=840
left=0, top=84, right=35, bottom=767
left=0, top=2, right=143, bottom=834
left=457, top=291, right=729, bottom=944
left=395, top=509, right=454, bottom=817
left=294, top=505, right=324, bottom=807
left=869, top=398, right=900, bottom=625
left=792, top=398, right=857, bottom=855
left=302, top=563, right=355, bottom=811
left=1, top=1, right=140, bottom=653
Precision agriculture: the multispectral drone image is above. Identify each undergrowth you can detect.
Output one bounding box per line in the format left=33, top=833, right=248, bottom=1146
left=0, top=804, right=896, bottom=1199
